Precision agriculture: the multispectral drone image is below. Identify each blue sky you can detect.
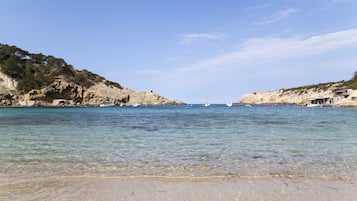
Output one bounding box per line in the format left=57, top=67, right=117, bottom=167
left=1, top=0, right=357, bottom=103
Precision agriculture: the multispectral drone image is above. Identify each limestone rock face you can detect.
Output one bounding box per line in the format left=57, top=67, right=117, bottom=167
left=0, top=72, right=18, bottom=106
left=85, top=83, right=182, bottom=106
left=239, top=83, right=357, bottom=107
left=21, top=80, right=86, bottom=106
left=0, top=72, right=17, bottom=93
left=0, top=72, right=183, bottom=107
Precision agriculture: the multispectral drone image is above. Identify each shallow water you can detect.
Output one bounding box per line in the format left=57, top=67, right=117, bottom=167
left=0, top=105, right=356, bottom=178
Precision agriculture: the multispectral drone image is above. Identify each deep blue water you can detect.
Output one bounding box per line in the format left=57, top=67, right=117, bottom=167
left=0, top=105, right=356, bottom=177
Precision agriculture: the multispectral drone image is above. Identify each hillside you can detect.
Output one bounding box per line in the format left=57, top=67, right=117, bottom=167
left=239, top=74, right=357, bottom=107
left=0, top=44, right=182, bottom=107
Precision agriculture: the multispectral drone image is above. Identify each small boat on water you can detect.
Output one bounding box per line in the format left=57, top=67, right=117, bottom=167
left=306, top=104, right=320, bottom=107
left=204, top=102, right=210, bottom=107
left=226, top=101, right=233, bottom=107
left=132, top=103, right=140, bottom=107
left=99, top=103, right=115, bottom=107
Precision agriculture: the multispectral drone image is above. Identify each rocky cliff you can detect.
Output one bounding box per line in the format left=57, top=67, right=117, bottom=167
left=0, top=70, right=182, bottom=107
left=239, top=80, right=357, bottom=107
left=0, top=44, right=182, bottom=107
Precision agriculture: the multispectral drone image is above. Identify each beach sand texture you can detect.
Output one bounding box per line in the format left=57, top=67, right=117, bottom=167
left=1, top=175, right=356, bottom=201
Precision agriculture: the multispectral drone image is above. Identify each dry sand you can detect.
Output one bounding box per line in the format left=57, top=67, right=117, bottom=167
left=1, top=174, right=356, bottom=201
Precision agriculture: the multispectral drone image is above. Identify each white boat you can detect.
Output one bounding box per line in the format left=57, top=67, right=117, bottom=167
left=204, top=102, right=210, bottom=107
left=99, top=103, right=115, bottom=107
left=245, top=104, right=251, bottom=107
left=133, top=103, right=140, bottom=107
left=306, top=104, right=320, bottom=107
left=226, top=101, right=233, bottom=107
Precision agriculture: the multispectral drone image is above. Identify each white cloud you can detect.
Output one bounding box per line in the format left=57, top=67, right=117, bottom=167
left=246, top=3, right=271, bottom=10
left=332, top=0, right=353, bottom=3
left=128, top=28, right=357, bottom=103
left=175, top=28, right=357, bottom=73
left=179, top=32, right=225, bottom=45
left=259, top=7, right=298, bottom=25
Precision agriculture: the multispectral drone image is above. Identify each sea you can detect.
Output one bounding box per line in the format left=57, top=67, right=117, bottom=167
left=1, top=105, right=356, bottom=179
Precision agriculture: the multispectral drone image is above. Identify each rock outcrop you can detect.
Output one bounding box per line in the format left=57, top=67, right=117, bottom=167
left=0, top=44, right=183, bottom=107
left=239, top=82, right=357, bottom=107
left=0, top=72, right=18, bottom=106
left=0, top=72, right=17, bottom=92
left=0, top=70, right=182, bottom=107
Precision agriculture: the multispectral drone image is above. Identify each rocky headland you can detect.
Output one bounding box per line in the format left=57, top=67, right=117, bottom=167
left=239, top=76, right=357, bottom=107
left=0, top=44, right=182, bottom=107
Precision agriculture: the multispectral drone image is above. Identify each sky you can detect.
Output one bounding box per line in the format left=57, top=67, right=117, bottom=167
left=1, top=0, right=357, bottom=103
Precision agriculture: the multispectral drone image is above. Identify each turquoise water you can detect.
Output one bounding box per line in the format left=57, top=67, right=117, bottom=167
left=0, top=105, right=356, bottom=178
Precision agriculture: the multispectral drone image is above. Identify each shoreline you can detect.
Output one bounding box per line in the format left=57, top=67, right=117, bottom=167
left=1, top=103, right=357, bottom=108
left=1, top=174, right=356, bottom=201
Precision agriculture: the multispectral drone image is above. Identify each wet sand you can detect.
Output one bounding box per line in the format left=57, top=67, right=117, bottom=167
left=1, top=174, right=356, bottom=201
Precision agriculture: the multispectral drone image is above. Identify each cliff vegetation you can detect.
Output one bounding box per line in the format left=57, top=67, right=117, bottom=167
left=0, top=43, right=122, bottom=93
left=285, top=73, right=357, bottom=92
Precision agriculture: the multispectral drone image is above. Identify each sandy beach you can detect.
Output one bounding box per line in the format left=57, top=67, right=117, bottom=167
left=1, top=174, right=356, bottom=201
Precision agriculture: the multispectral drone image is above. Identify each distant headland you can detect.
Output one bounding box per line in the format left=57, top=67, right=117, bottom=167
left=0, top=44, right=183, bottom=107
left=239, top=72, right=357, bottom=107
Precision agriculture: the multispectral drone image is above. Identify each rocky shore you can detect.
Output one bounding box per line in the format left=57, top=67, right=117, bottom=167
left=239, top=82, right=357, bottom=107
left=0, top=72, right=182, bottom=107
